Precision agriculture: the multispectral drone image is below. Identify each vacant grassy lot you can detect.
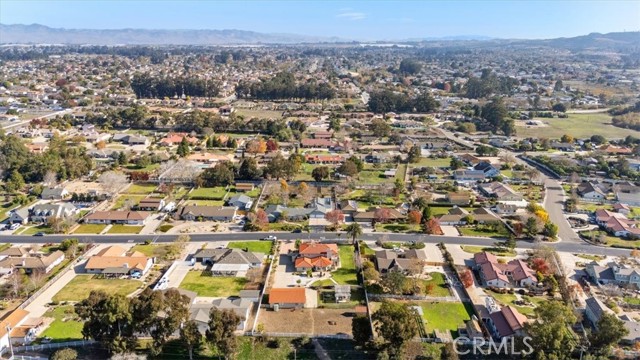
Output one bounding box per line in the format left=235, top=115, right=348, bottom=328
left=415, top=157, right=451, bottom=168
left=52, top=276, right=142, bottom=302
left=227, top=241, right=272, bottom=254
left=107, top=225, right=144, bottom=234
left=333, top=245, right=358, bottom=285
left=179, top=272, right=247, bottom=297
left=258, top=307, right=353, bottom=335
left=236, top=109, right=283, bottom=120
left=516, top=112, right=640, bottom=139
left=458, top=226, right=510, bottom=239
left=189, top=187, right=227, bottom=200
left=41, top=305, right=84, bottom=342
left=73, top=224, right=107, bottom=234
left=422, top=272, right=451, bottom=297
left=420, top=302, right=474, bottom=335
left=125, top=183, right=157, bottom=194
left=461, top=246, right=516, bottom=257
left=111, top=195, right=146, bottom=210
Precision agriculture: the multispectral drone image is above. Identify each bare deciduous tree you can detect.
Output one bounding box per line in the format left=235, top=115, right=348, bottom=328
left=43, top=171, right=58, bottom=187
left=98, top=171, right=129, bottom=196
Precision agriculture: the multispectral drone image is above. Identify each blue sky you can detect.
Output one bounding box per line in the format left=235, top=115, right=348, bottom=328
left=1, top=1, right=638, bottom=40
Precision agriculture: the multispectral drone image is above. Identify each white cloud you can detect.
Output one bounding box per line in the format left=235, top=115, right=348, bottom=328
left=336, top=11, right=366, bottom=21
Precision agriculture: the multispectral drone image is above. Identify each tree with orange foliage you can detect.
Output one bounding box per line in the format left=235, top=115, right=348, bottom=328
left=374, top=208, right=392, bottom=224
left=96, top=140, right=106, bottom=149
left=460, top=269, right=474, bottom=288
left=265, top=139, right=278, bottom=151
left=423, top=218, right=442, bottom=235
left=631, top=249, right=640, bottom=258
left=531, top=258, right=551, bottom=275
left=407, top=210, right=422, bottom=225
left=325, top=210, right=344, bottom=228
left=246, top=138, right=267, bottom=154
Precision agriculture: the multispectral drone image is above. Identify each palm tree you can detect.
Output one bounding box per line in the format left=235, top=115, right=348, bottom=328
left=345, top=222, right=363, bottom=245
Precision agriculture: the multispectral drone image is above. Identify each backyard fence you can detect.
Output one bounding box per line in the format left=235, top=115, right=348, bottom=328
left=14, top=340, right=96, bottom=353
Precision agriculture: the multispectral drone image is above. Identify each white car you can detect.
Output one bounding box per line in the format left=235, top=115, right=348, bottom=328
left=262, top=235, right=277, bottom=241
left=9, top=223, right=20, bottom=231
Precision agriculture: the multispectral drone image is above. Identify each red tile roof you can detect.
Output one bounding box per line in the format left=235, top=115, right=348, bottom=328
left=268, top=288, right=306, bottom=304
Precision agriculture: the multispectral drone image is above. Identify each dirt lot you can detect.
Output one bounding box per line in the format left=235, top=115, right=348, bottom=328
left=64, top=181, right=107, bottom=194
left=258, top=307, right=354, bottom=335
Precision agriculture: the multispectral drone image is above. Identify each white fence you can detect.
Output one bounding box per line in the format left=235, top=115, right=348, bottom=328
left=14, top=340, right=96, bottom=353
left=367, top=293, right=458, bottom=302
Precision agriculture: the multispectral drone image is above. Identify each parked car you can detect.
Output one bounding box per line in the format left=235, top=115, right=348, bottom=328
left=0, top=224, right=6, bottom=231
left=262, top=235, right=277, bottom=241
left=291, top=228, right=302, bottom=233
left=9, top=223, right=20, bottom=230
left=33, top=232, right=46, bottom=237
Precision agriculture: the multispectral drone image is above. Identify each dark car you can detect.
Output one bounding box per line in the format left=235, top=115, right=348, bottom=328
left=33, top=232, right=46, bottom=237
left=292, top=228, right=302, bottom=233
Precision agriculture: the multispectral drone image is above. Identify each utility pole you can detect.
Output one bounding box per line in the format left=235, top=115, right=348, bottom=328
left=6, top=325, right=14, bottom=360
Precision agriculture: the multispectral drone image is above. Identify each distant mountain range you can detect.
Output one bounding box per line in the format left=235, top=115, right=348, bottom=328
left=1, top=24, right=639, bottom=50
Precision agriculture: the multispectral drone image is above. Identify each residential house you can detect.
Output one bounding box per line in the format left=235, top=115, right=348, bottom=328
left=137, top=197, right=165, bottom=211
left=85, top=211, right=150, bottom=225
left=478, top=182, right=523, bottom=202
left=473, top=162, right=500, bottom=178
left=446, top=192, right=472, bottom=205
left=190, top=298, right=253, bottom=333
left=187, top=153, right=234, bottom=164
left=374, top=249, right=429, bottom=273
left=474, top=252, right=537, bottom=288
left=491, top=203, right=518, bottom=215
left=472, top=208, right=501, bottom=224
left=305, top=154, right=344, bottom=165
left=0, top=249, right=65, bottom=274
left=85, top=245, right=154, bottom=276
left=453, top=169, right=486, bottom=183
left=594, top=209, right=640, bottom=238
left=438, top=207, right=470, bottom=226
left=159, top=132, right=199, bottom=147
left=0, top=309, right=38, bottom=352
left=339, top=200, right=359, bottom=215
left=577, top=182, right=607, bottom=200
left=584, top=297, right=614, bottom=328
left=586, top=261, right=640, bottom=287
left=112, top=133, right=149, bottom=145
left=192, top=248, right=263, bottom=275
left=550, top=142, right=574, bottom=152
left=227, top=194, right=253, bottom=211
left=269, top=288, right=314, bottom=309
left=334, top=285, right=351, bottom=303
left=234, top=183, right=255, bottom=192
left=293, top=242, right=339, bottom=271
left=264, top=205, right=312, bottom=222
left=40, top=187, right=69, bottom=200
left=300, top=138, right=336, bottom=149
left=29, top=203, right=77, bottom=223
left=353, top=208, right=405, bottom=223
left=176, top=206, right=236, bottom=221
left=457, top=153, right=482, bottom=166
left=487, top=306, right=528, bottom=339
left=7, top=208, right=29, bottom=224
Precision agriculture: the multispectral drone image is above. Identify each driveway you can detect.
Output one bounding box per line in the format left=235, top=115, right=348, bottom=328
left=440, top=225, right=460, bottom=237
left=24, top=244, right=110, bottom=318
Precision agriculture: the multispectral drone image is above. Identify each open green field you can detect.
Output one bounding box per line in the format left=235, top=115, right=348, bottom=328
left=420, top=302, right=475, bottom=335
left=111, top=195, right=146, bottom=210
left=235, top=109, right=283, bottom=120
left=415, top=157, right=451, bottom=168
left=107, top=225, right=144, bottom=234
left=52, top=275, right=142, bottom=302
left=125, top=183, right=157, bottom=194
left=461, top=246, right=516, bottom=257
left=73, top=224, right=107, bottom=234
left=41, top=305, right=84, bottom=342
left=516, top=112, right=640, bottom=139
left=332, top=245, right=358, bottom=285
left=358, top=169, right=392, bottom=184
left=189, top=187, right=227, bottom=200
left=458, top=226, right=510, bottom=239
left=179, top=272, right=247, bottom=297
left=422, top=272, right=451, bottom=297
left=227, top=241, right=272, bottom=254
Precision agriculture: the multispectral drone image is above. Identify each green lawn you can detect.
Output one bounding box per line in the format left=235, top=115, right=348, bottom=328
left=580, top=230, right=640, bottom=249
left=245, top=188, right=261, bottom=198
left=189, top=187, right=227, bottom=200
left=396, top=163, right=407, bottom=182
left=461, top=246, right=516, bottom=257
left=486, top=290, right=547, bottom=317
left=227, top=241, right=272, bottom=254
left=41, top=305, right=84, bottom=342
left=624, top=297, right=640, bottom=305
left=107, top=225, right=144, bottom=234
left=16, top=224, right=54, bottom=235
left=458, top=226, right=510, bottom=239
left=375, top=223, right=420, bottom=233
left=420, top=302, right=475, bottom=335
left=415, top=157, right=451, bottom=168
left=110, top=195, right=146, bottom=210
left=516, top=112, right=640, bottom=139
left=358, top=169, right=392, bottom=184
left=332, top=245, right=358, bottom=285
left=184, top=199, right=226, bottom=206
left=311, top=278, right=336, bottom=287
left=422, top=272, right=451, bottom=297
left=125, top=183, right=157, bottom=194
left=179, top=272, right=247, bottom=297
left=52, top=275, right=142, bottom=302
left=73, top=224, right=107, bottom=234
